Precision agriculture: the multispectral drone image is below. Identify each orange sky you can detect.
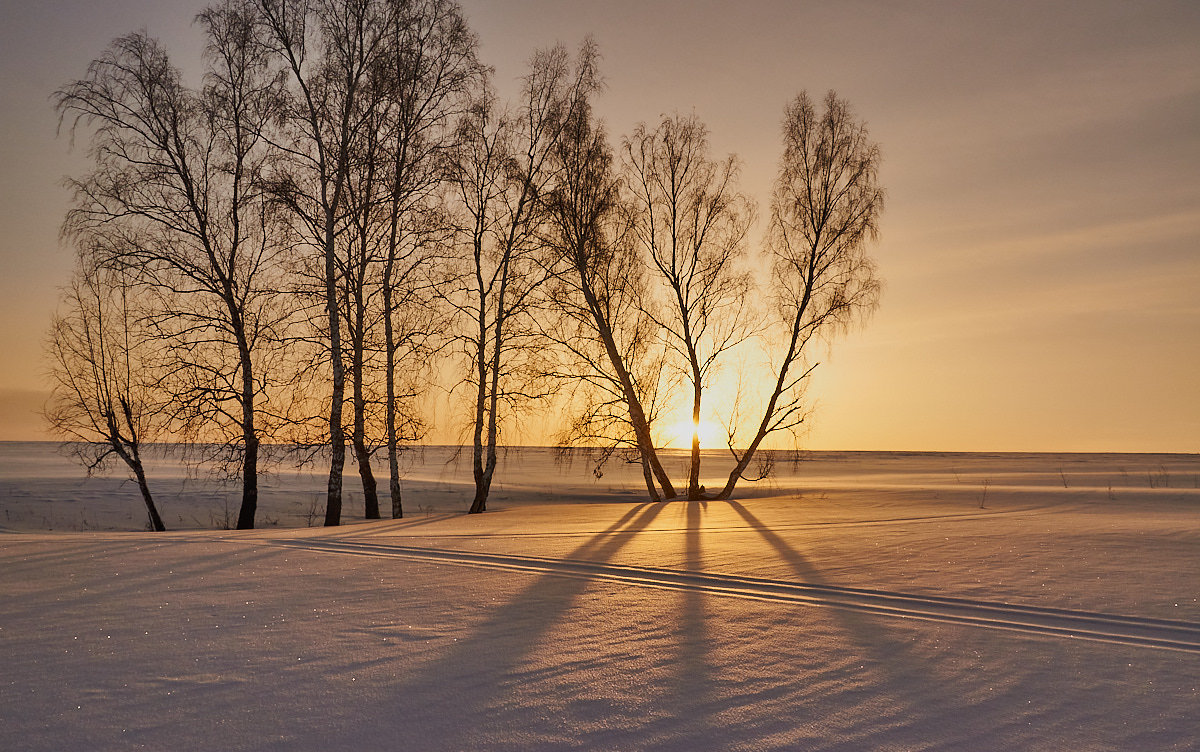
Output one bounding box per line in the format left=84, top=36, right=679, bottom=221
left=1, top=0, right=1197, bottom=451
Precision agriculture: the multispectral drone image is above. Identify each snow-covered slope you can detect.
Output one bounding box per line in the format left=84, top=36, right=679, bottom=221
left=2, top=448, right=1198, bottom=750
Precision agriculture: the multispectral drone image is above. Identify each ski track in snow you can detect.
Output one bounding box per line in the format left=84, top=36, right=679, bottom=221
left=253, top=500, right=1075, bottom=542
left=260, top=536, right=1200, bottom=655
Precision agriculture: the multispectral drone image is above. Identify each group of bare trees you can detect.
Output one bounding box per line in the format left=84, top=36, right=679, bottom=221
left=51, top=0, right=481, bottom=529
left=47, top=0, right=884, bottom=530
left=539, top=84, right=882, bottom=503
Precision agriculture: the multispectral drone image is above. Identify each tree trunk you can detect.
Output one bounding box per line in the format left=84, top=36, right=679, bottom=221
left=131, top=458, right=166, bottom=532
left=388, top=444, right=402, bottom=518
left=578, top=277, right=677, bottom=499
left=236, top=345, right=258, bottom=530
left=352, top=329, right=380, bottom=519
left=386, top=328, right=405, bottom=518
left=110, top=435, right=166, bottom=532
left=383, top=279, right=403, bottom=519
left=469, top=323, right=489, bottom=514
left=237, top=434, right=259, bottom=529
left=468, top=362, right=501, bottom=515
left=324, top=219, right=345, bottom=527
left=475, top=297, right=506, bottom=514
left=640, top=452, right=661, bottom=502
left=688, top=385, right=702, bottom=500
left=469, top=430, right=492, bottom=513
left=714, top=309, right=805, bottom=500
left=353, top=435, right=379, bottom=519
left=468, top=478, right=490, bottom=514
left=469, top=317, right=503, bottom=515
left=631, top=400, right=676, bottom=499
left=470, top=433, right=497, bottom=514
left=714, top=430, right=769, bottom=501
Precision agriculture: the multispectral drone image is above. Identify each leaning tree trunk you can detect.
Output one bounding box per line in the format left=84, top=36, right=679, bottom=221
left=131, top=457, right=166, bottom=532
left=714, top=306, right=805, bottom=500
left=113, top=438, right=166, bottom=532
left=578, top=280, right=677, bottom=499
left=640, top=453, right=661, bottom=502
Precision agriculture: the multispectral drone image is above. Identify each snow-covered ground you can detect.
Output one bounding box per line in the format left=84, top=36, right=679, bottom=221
left=2, top=443, right=1198, bottom=750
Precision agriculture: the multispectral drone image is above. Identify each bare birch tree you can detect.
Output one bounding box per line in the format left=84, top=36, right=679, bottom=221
left=714, top=91, right=883, bottom=499
left=56, top=4, right=294, bottom=529
left=254, top=0, right=394, bottom=526
left=305, top=0, right=482, bottom=521
left=540, top=77, right=678, bottom=500
left=339, top=115, right=388, bottom=518
left=443, top=42, right=598, bottom=513
left=375, top=0, right=481, bottom=517
left=46, top=259, right=167, bottom=532
left=623, top=114, right=755, bottom=500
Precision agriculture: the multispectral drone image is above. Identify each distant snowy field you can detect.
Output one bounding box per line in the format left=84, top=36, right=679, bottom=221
left=2, top=443, right=1199, bottom=750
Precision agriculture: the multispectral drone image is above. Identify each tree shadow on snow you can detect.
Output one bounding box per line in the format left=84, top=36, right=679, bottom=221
left=312, top=502, right=683, bottom=750
left=725, top=499, right=1067, bottom=750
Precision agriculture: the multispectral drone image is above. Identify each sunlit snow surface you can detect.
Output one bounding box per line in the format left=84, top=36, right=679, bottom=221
left=2, top=444, right=1199, bottom=750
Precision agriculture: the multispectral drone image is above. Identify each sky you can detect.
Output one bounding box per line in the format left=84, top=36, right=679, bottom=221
left=0, top=0, right=1197, bottom=451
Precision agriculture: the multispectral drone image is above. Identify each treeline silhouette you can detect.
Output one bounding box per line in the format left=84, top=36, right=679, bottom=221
left=47, top=0, right=882, bottom=531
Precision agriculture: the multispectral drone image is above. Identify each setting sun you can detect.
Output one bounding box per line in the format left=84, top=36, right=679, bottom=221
left=670, top=419, right=722, bottom=450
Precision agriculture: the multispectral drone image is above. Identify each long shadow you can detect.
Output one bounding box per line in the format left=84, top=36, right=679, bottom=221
left=646, top=499, right=716, bottom=747
left=0, top=539, right=155, bottom=606
left=726, top=499, right=1064, bottom=750
left=4, top=538, right=281, bottom=606
left=0, top=538, right=146, bottom=569
left=300, top=502, right=668, bottom=750
left=314, top=513, right=460, bottom=537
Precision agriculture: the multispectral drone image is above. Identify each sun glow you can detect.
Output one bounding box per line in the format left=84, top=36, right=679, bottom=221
left=670, top=419, right=722, bottom=450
